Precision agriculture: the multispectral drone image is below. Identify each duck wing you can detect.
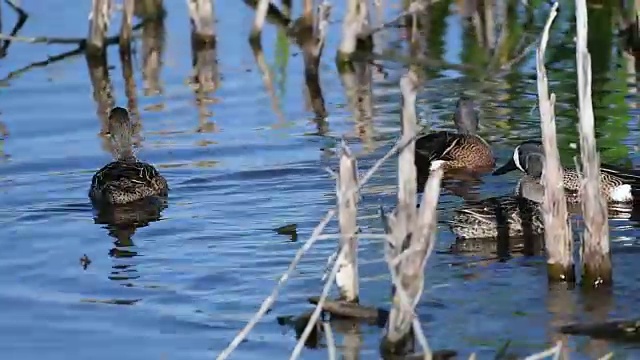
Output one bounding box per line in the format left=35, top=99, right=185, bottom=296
left=454, top=195, right=539, bottom=221
left=415, top=131, right=464, bottom=162
left=92, top=161, right=161, bottom=190
left=601, top=163, right=640, bottom=184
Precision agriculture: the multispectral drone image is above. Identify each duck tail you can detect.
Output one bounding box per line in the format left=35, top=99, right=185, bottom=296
left=601, top=163, right=640, bottom=183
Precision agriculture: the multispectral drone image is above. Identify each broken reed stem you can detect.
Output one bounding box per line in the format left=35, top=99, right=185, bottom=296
left=87, top=0, right=112, bottom=55
left=119, top=0, right=134, bottom=48
left=536, top=2, right=575, bottom=283
left=335, top=143, right=360, bottom=302
left=382, top=167, right=443, bottom=357
left=381, top=69, right=437, bottom=357
left=218, top=136, right=417, bottom=359
left=250, top=0, right=271, bottom=42
left=575, top=0, right=611, bottom=287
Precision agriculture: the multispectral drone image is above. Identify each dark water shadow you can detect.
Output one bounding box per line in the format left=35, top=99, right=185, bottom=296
left=277, top=309, right=384, bottom=355
left=92, top=197, right=168, bottom=282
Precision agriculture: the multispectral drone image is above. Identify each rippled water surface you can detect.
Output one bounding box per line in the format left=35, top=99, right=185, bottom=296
left=2, top=1, right=640, bottom=359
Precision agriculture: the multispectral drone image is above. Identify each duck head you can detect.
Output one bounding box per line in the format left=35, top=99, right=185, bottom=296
left=453, top=96, right=480, bottom=135
left=107, top=106, right=135, bottom=160
left=493, top=140, right=545, bottom=177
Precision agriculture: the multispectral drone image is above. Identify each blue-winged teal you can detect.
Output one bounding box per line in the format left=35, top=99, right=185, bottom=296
left=449, top=194, right=544, bottom=239
left=89, top=107, right=169, bottom=205
left=450, top=166, right=550, bottom=240
left=493, top=140, right=640, bottom=203
left=414, top=96, right=495, bottom=172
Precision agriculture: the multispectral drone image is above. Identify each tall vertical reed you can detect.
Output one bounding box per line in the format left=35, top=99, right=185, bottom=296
left=575, top=0, right=612, bottom=287
left=536, top=2, right=575, bottom=283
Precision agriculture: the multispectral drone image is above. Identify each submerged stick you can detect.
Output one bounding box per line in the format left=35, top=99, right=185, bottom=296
left=575, top=0, right=611, bottom=287
left=335, top=143, right=360, bottom=302
left=536, top=2, right=575, bottom=283
left=87, top=0, right=112, bottom=56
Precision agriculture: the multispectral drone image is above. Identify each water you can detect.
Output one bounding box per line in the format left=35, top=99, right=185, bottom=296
left=1, top=0, right=640, bottom=359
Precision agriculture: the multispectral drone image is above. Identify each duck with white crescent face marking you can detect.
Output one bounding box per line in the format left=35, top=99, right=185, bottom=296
left=493, top=140, right=640, bottom=204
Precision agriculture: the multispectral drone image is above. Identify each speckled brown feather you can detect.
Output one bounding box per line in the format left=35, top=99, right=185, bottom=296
left=450, top=195, right=544, bottom=239
left=559, top=168, right=633, bottom=202
left=89, top=160, right=168, bottom=205
left=415, top=132, right=494, bottom=171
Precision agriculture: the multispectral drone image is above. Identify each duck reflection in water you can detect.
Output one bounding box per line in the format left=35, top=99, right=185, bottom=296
left=88, top=106, right=169, bottom=282
left=93, top=198, right=167, bottom=282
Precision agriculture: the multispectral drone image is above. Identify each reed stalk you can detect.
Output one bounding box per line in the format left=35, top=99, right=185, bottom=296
left=380, top=69, right=440, bottom=358
left=335, top=144, right=360, bottom=302
left=536, top=2, right=575, bottom=283
left=575, top=0, right=612, bottom=287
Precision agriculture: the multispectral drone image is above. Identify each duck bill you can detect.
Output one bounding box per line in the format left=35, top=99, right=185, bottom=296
left=492, top=158, right=518, bottom=176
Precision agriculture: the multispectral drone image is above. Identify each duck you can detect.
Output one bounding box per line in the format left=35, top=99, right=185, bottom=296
left=449, top=194, right=544, bottom=240
left=89, top=107, right=169, bottom=205
left=414, top=96, right=495, bottom=173
left=493, top=140, right=640, bottom=204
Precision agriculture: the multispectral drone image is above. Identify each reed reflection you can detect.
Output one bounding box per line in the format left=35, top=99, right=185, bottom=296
left=291, top=3, right=329, bottom=134
left=0, top=119, right=9, bottom=162
left=189, top=2, right=219, bottom=135
left=119, top=29, right=143, bottom=148
left=141, top=15, right=166, bottom=97
left=339, top=60, right=374, bottom=150
left=546, top=283, right=575, bottom=359
left=85, top=51, right=116, bottom=155
left=581, top=288, right=614, bottom=358
left=250, top=30, right=286, bottom=127
left=330, top=318, right=364, bottom=360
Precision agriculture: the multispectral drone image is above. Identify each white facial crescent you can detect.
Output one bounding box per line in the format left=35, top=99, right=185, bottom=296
left=512, top=145, right=525, bottom=172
